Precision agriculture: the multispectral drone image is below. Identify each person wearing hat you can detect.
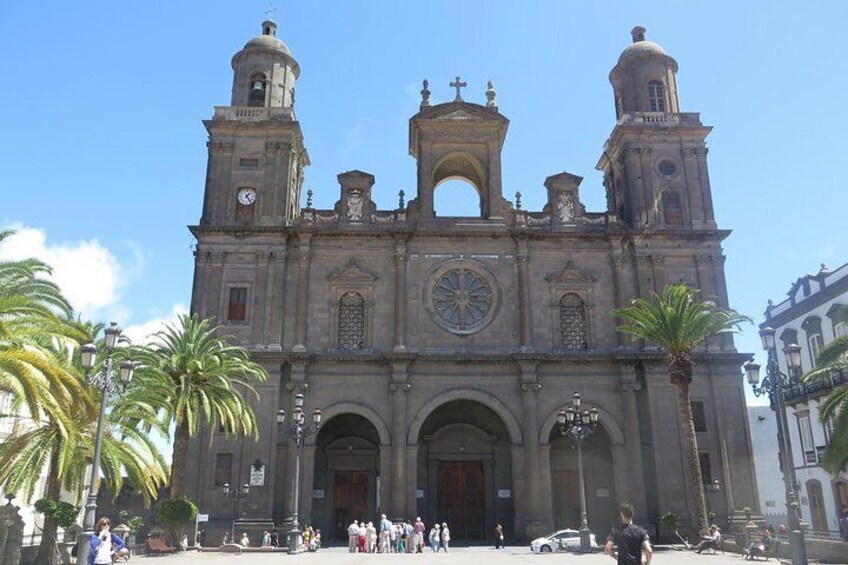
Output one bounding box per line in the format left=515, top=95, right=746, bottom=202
left=694, top=525, right=721, bottom=553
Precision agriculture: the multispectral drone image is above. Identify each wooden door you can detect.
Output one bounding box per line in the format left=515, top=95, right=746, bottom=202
left=437, top=461, right=485, bottom=541
left=333, top=471, right=369, bottom=541
left=806, top=481, right=827, bottom=532
left=552, top=470, right=580, bottom=529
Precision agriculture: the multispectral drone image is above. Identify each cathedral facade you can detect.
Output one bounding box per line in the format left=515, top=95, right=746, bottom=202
left=185, top=21, right=757, bottom=543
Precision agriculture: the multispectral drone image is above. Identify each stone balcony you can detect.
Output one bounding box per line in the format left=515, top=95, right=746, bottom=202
left=616, top=111, right=702, bottom=126
left=212, top=106, right=295, bottom=122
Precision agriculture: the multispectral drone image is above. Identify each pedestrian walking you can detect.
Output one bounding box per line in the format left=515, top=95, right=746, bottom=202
left=347, top=519, right=359, bottom=553
left=441, top=522, right=450, bottom=552
left=414, top=517, right=426, bottom=552
left=379, top=514, right=392, bottom=553
left=495, top=523, right=504, bottom=549
left=429, top=524, right=441, bottom=552
left=605, top=503, right=653, bottom=565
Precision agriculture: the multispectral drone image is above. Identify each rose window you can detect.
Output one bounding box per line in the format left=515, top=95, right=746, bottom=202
left=430, top=268, right=495, bottom=334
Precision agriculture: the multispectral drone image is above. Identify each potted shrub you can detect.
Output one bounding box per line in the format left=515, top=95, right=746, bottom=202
left=155, top=496, right=197, bottom=548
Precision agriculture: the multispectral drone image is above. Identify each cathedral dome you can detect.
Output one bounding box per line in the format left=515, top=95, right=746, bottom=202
left=242, top=21, right=291, bottom=56
left=617, top=26, right=670, bottom=65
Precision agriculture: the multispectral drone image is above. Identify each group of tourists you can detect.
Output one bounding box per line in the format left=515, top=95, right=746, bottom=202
left=347, top=515, right=450, bottom=553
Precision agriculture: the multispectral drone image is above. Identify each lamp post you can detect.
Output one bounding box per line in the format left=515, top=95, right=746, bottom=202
left=76, top=323, right=135, bottom=565
left=221, top=482, right=250, bottom=544
left=556, top=392, right=599, bottom=553
left=744, top=326, right=808, bottom=565
left=277, top=393, right=322, bottom=554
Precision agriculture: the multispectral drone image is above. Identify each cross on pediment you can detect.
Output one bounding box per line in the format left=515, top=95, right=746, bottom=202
left=450, top=76, right=467, bottom=101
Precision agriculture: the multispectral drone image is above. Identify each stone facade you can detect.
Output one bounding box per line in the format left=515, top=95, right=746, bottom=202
left=185, top=23, right=758, bottom=544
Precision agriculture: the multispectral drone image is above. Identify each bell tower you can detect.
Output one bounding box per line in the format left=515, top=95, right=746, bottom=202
left=409, top=78, right=509, bottom=220
left=199, top=19, right=309, bottom=227
left=597, top=27, right=716, bottom=230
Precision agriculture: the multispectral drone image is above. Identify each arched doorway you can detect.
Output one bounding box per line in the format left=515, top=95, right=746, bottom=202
left=311, top=414, right=381, bottom=543
left=548, top=424, right=617, bottom=535
left=416, top=399, right=515, bottom=542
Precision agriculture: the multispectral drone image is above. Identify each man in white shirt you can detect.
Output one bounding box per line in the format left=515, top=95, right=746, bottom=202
left=347, top=520, right=359, bottom=553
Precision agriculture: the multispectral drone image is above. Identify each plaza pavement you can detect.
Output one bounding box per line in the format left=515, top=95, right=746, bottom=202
left=151, top=546, right=768, bottom=564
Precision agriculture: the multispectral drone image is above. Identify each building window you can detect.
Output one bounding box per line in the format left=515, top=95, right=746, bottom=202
left=228, top=287, right=248, bottom=321
left=691, top=401, right=707, bottom=433
left=214, top=453, right=233, bottom=486
left=662, top=192, right=684, bottom=225
left=648, top=81, right=666, bottom=112
left=808, top=333, right=823, bottom=367
left=239, top=158, right=259, bottom=168
left=338, top=291, right=366, bottom=350
left=835, top=321, right=847, bottom=338
left=824, top=414, right=836, bottom=445
left=559, top=293, right=588, bottom=350
left=797, top=413, right=815, bottom=464
left=698, top=452, right=713, bottom=485
left=248, top=74, right=266, bottom=107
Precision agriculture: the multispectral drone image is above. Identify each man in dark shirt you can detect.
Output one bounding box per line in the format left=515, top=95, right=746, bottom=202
left=605, top=503, right=653, bottom=565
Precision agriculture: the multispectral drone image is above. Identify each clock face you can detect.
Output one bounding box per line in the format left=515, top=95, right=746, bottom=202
left=237, top=188, right=256, bottom=206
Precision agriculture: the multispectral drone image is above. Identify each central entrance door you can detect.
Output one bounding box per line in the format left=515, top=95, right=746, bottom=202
left=333, top=471, right=369, bottom=541
left=437, top=461, right=485, bottom=541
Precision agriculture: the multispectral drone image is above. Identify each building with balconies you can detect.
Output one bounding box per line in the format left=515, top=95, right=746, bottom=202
left=761, top=262, right=848, bottom=535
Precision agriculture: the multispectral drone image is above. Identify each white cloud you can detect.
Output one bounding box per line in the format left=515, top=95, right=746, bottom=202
left=0, top=225, right=123, bottom=318
left=122, top=303, right=188, bottom=345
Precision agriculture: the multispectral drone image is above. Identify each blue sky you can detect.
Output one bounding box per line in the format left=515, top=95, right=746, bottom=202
left=2, top=1, right=846, bottom=406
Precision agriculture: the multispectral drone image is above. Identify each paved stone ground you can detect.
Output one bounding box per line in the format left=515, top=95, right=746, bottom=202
left=145, top=546, right=760, bottom=564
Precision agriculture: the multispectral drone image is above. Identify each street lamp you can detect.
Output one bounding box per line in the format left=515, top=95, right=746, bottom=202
left=556, top=391, right=599, bottom=553
left=221, top=483, right=250, bottom=544
left=277, top=393, right=322, bottom=554
left=76, top=323, right=135, bottom=565
left=743, top=326, right=808, bottom=565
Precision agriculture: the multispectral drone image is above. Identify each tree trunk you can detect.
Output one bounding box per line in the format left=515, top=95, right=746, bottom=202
left=674, top=377, right=709, bottom=535
left=169, top=418, right=191, bottom=498
left=34, top=450, right=62, bottom=565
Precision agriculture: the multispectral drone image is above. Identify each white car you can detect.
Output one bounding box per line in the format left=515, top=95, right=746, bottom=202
left=530, top=529, right=599, bottom=553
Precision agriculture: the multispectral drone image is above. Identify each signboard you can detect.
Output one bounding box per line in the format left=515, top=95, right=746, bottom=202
left=250, top=465, right=265, bottom=487
left=596, top=489, right=610, bottom=498
left=197, top=513, right=209, bottom=523
left=498, top=489, right=511, bottom=499
left=312, top=490, right=325, bottom=499
left=416, top=489, right=424, bottom=499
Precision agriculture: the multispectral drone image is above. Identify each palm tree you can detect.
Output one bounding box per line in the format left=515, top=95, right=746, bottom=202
left=0, top=326, right=169, bottom=565
left=612, top=284, right=750, bottom=533
left=129, top=313, right=268, bottom=497
left=803, top=335, right=848, bottom=474
left=0, top=229, right=84, bottom=422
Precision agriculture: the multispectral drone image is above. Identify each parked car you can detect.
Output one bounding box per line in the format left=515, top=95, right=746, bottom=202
left=529, top=529, right=598, bottom=552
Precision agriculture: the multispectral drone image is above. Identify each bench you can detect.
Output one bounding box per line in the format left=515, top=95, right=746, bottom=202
left=744, top=538, right=780, bottom=561
left=147, top=538, right=177, bottom=555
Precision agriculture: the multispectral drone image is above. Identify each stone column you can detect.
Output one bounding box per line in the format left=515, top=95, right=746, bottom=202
left=418, top=142, right=435, bottom=219
left=405, top=446, right=419, bottom=520
left=622, top=148, right=646, bottom=226
left=190, top=251, right=208, bottom=315
left=390, top=361, right=411, bottom=518
left=393, top=241, right=408, bottom=352
left=510, top=445, right=527, bottom=541
left=609, top=253, right=628, bottom=346
left=519, top=362, right=543, bottom=538
left=267, top=250, right=287, bottom=349
left=538, top=445, right=554, bottom=532
left=516, top=239, right=533, bottom=351
left=205, top=252, right=226, bottom=321
left=300, top=445, right=317, bottom=526
left=292, top=237, right=312, bottom=352
left=252, top=252, right=271, bottom=345
left=379, top=445, right=392, bottom=516
left=486, top=141, right=504, bottom=218
left=620, top=378, right=647, bottom=511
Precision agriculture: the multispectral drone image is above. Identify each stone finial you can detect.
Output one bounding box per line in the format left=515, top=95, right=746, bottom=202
left=398, top=189, right=405, bottom=210
left=420, top=79, right=431, bottom=109
left=486, top=80, right=497, bottom=108
left=515, top=190, right=522, bottom=211
left=450, top=76, right=467, bottom=102
left=631, top=26, right=646, bottom=43
left=306, top=189, right=313, bottom=208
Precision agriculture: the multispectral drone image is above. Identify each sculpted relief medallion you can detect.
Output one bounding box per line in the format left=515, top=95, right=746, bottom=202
left=425, top=260, right=501, bottom=335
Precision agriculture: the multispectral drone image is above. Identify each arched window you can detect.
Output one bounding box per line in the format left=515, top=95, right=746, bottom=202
left=559, top=293, right=588, bottom=350
left=662, top=191, right=684, bottom=225
left=338, top=291, right=366, bottom=350
left=648, top=81, right=666, bottom=112
left=248, top=73, right=267, bottom=107
left=434, top=178, right=482, bottom=217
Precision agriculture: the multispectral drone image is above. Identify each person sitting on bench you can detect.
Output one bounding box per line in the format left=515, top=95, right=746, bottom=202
left=745, top=528, right=774, bottom=560
left=694, top=525, right=721, bottom=553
